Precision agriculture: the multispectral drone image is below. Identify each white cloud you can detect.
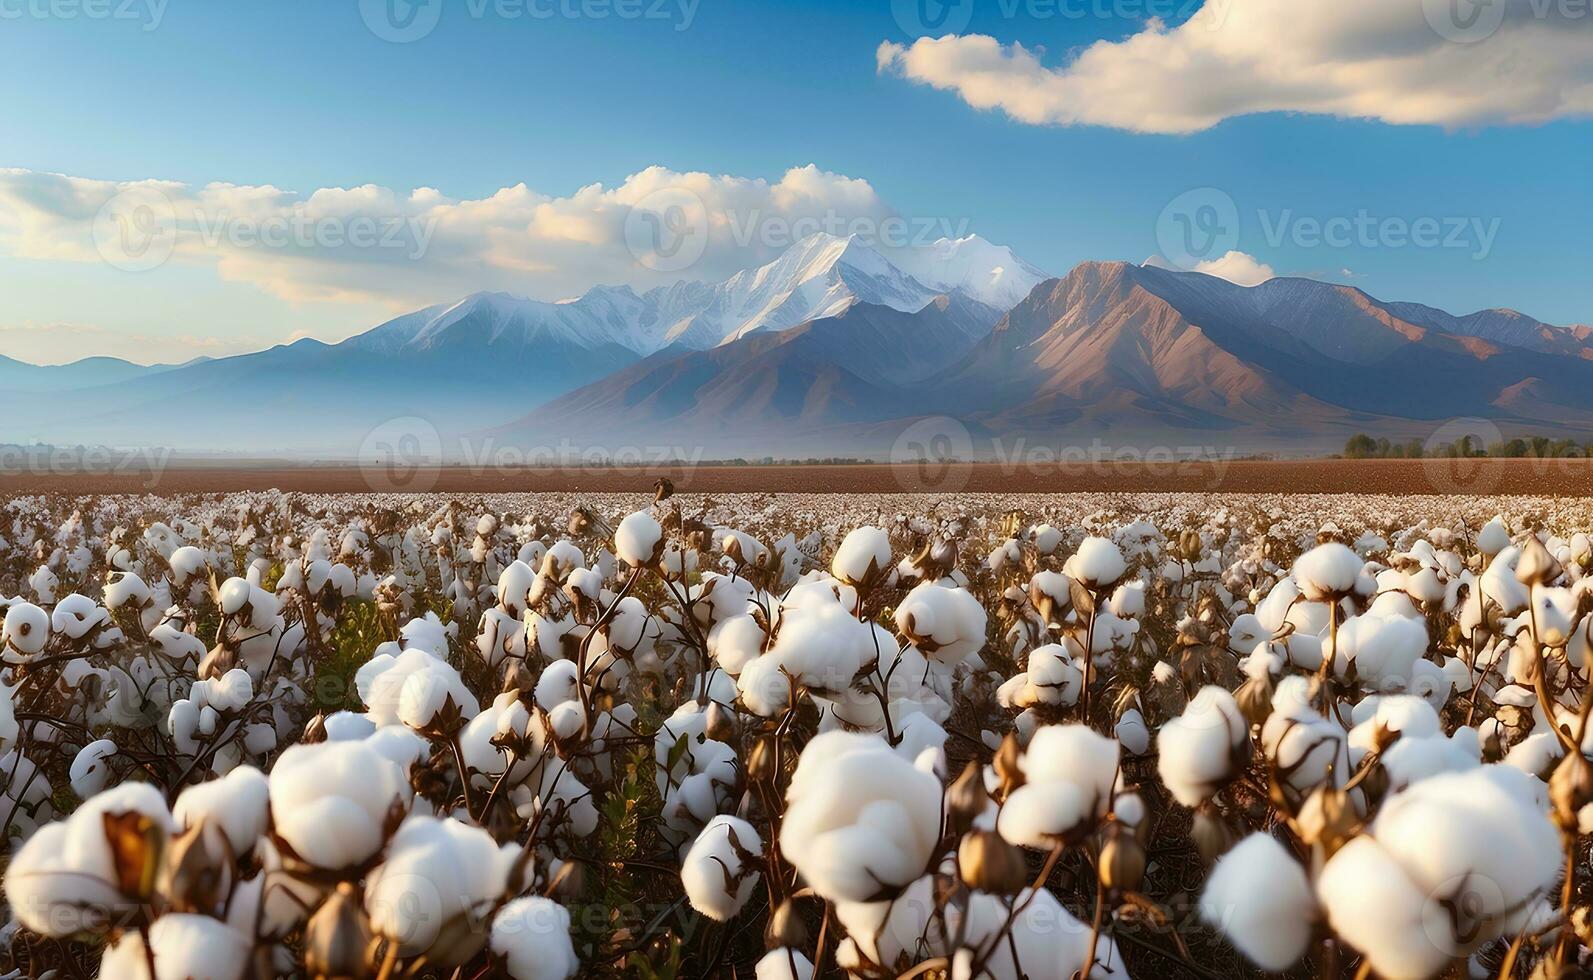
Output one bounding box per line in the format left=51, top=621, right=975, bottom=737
left=877, top=0, right=1593, bottom=133
left=1193, top=250, right=1275, bottom=286
left=0, top=164, right=902, bottom=312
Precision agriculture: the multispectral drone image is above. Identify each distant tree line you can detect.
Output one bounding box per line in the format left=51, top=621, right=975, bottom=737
left=1343, top=433, right=1589, bottom=459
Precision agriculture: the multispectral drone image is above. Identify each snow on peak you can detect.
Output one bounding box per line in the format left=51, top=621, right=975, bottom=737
left=344, top=233, right=1048, bottom=356
left=887, top=234, right=1050, bottom=312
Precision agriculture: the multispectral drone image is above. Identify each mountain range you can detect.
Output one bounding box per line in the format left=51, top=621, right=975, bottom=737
left=5, top=233, right=1590, bottom=458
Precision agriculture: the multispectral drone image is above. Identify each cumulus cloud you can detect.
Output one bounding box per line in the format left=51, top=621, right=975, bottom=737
left=1193, top=250, right=1275, bottom=286
left=0, top=165, right=900, bottom=311
left=877, top=0, right=1593, bottom=133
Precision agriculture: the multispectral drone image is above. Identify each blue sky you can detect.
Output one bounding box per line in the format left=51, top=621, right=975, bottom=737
left=1, top=0, right=1589, bottom=363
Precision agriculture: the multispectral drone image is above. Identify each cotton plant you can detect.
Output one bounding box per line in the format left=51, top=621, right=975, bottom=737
left=5, top=492, right=1593, bottom=976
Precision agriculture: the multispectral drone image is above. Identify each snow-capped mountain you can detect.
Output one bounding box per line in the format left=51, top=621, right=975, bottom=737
left=328, top=233, right=1035, bottom=360
left=887, top=235, right=1050, bottom=313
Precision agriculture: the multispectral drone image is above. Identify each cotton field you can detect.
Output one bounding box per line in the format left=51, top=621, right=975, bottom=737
left=3, top=489, right=1593, bottom=979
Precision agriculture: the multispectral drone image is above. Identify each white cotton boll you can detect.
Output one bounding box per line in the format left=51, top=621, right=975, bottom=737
left=3, top=782, right=174, bottom=937
left=1479, top=548, right=1529, bottom=615
left=68, top=738, right=118, bottom=799
left=209, top=669, right=254, bottom=713
left=496, top=560, right=537, bottom=617
left=535, top=659, right=581, bottom=713
left=832, top=526, right=892, bottom=588
left=1348, top=696, right=1441, bottom=755
left=1109, top=580, right=1145, bottom=618
left=365, top=815, right=522, bottom=961
left=1031, top=523, right=1063, bottom=555
left=1477, top=517, right=1510, bottom=557
left=1380, top=733, right=1479, bottom=791
left=1115, top=708, right=1150, bottom=756
left=895, top=581, right=988, bottom=665
left=756, top=949, right=815, bottom=980
left=998, top=725, right=1118, bottom=848
left=1261, top=695, right=1347, bottom=796
left=1066, top=536, right=1126, bottom=588
left=104, top=571, right=151, bottom=610
left=2, top=601, right=49, bottom=657
left=548, top=701, right=586, bottom=740
left=358, top=647, right=475, bottom=728
left=97, top=912, right=251, bottom=980
left=490, top=896, right=580, bottom=980
left=174, top=766, right=270, bottom=858
left=1329, top=614, right=1427, bottom=692
left=743, top=600, right=872, bottom=709
left=1157, top=686, right=1249, bottom=807
left=324, top=710, right=378, bottom=741
left=615, top=511, right=664, bottom=568
left=218, top=580, right=251, bottom=618
left=1407, top=657, right=1452, bottom=711
left=1201, top=834, right=1316, bottom=972
left=707, top=613, right=767, bottom=676
left=1293, top=542, right=1363, bottom=601
left=397, top=660, right=478, bottom=731
left=1317, top=836, right=1446, bottom=979
left=51, top=594, right=108, bottom=640
left=780, top=731, right=942, bottom=902
left=268, top=740, right=411, bottom=871
left=681, top=815, right=763, bottom=921
left=168, top=546, right=208, bottom=586
left=0, top=682, right=16, bottom=755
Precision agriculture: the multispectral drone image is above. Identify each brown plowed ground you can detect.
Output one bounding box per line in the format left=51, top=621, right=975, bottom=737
left=4, top=457, right=1592, bottom=496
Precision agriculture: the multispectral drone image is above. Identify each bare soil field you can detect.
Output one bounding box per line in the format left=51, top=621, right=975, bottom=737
left=6, top=456, right=1593, bottom=495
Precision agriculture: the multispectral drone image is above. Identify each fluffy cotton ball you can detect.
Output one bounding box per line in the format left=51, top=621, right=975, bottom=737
left=832, top=526, right=892, bottom=589
left=1201, top=834, right=1317, bottom=971
left=998, top=725, right=1118, bottom=848
left=268, top=740, right=411, bottom=871
left=490, top=896, right=580, bottom=980
left=780, top=731, right=942, bottom=902
left=1067, top=537, right=1127, bottom=588
left=1157, top=686, right=1249, bottom=807
left=681, top=815, right=763, bottom=921
left=615, top=510, right=664, bottom=568
left=1293, top=542, right=1363, bottom=601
